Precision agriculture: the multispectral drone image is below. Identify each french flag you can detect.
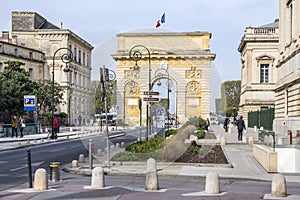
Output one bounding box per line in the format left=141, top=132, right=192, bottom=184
left=156, top=13, right=165, bottom=28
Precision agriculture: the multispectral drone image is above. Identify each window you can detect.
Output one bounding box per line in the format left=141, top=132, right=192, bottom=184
left=69, top=45, right=72, bottom=56
left=83, top=52, right=86, bottom=66
left=260, top=64, right=269, bottom=83
left=29, top=68, right=34, bottom=80
left=74, top=47, right=77, bottom=62
left=0, top=62, right=3, bottom=71
left=29, top=52, right=33, bottom=60
left=79, top=50, right=81, bottom=64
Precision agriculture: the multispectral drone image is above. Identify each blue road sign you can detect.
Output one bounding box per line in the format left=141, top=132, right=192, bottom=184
left=24, top=95, right=36, bottom=111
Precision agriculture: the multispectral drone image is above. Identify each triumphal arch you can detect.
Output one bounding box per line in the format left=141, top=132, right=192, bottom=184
left=112, top=31, right=215, bottom=126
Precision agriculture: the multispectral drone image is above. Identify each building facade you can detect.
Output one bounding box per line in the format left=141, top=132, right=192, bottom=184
left=274, top=0, right=300, bottom=134
left=0, top=31, right=45, bottom=80
left=238, top=20, right=279, bottom=123
left=10, top=11, right=94, bottom=125
left=112, top=32, right=215, bottom=126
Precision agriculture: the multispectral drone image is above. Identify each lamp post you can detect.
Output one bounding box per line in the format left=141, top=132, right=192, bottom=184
left=51, top=47, right=73, bottom=139
left=100, top=65, right=116, bottom=168
left=129, top=45, right=151, bottom=140
left=154, top=68, right=172, bottom=130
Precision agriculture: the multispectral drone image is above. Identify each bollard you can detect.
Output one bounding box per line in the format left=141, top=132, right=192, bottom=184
left=78, top=154, right=85, bottom=163
left=97, top=148, right=102, bottom=156
left=49, top=162, right=60, bottom=182
left=205, top=172, right=220, bottom=194
left=71, top=160, right=78, bottom=168
left=89, top=139, right=93, bottom=170
left=110, top=144, right=115, bottom=151
left=220, top=136, right=226, bottom=146
left=248, top=136, right=254, bottom=146
left=91, top=167, right=105, bottom=189
left=27, top=149, right=33, bottom=188
left=271, top=174, right=286, bottom=197
left=145, top=158, right=158, bottom=190
left=34, top=168, right=48, bottom=191
left=121, top=142, right=125, bottom=148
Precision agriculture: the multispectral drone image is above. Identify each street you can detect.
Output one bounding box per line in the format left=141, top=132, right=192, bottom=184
left=0, top=127, right=141, bottom=192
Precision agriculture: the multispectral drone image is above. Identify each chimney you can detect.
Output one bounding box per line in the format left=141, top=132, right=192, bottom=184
left=2, top=31, right=9, bottom=42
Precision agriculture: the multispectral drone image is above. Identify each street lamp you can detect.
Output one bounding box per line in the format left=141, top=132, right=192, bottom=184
left=51, top=47, right=73, bottom=139
left=129, top=45, right=151, bottom=140
left=154, top=68, right=172, bottom=130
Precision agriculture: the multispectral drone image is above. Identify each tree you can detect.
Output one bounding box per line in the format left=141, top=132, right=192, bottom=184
left=0, top=61, right=36, bottom=115
left=93, top=80, right=116, bottom=114
left=33, top=80, right=65, bottom=115
left=221, top=80, right=241, bottom=117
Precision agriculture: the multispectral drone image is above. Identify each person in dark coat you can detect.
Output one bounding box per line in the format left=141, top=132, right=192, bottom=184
left=223, top=117, right=229, bottom=132
left=237, top=116, right=246, bottom=141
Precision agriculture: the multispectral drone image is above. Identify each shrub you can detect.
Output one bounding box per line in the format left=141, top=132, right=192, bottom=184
left=191, top=146, right=202, bottom=154
left=196, top=130, right=206, bottom=139
left=182, top=116, right=206, bottom=130
left=165, top=129, right=179, bottom=137
left=125, top=136, right=164, bottom=153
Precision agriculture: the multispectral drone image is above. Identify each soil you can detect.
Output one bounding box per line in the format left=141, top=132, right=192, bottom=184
left=175, top=131, right=229, bottom=164
left=175, top=144, right=229, bottom=164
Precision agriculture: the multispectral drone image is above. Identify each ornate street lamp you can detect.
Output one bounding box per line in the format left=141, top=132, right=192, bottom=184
left=154, top=68, right=172, bottom=130
left=129, top=45, right=151, bottom=140
left=51, top=48, right=73, bottom=139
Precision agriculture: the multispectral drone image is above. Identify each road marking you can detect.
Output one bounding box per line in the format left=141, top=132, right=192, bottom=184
left=10, top=161, right=44, bottom=172
left=71, top=144, right=82, bottom=148
left=0, top=161, right=8, bottom=164
left=50, top=148, right=65, bottom=152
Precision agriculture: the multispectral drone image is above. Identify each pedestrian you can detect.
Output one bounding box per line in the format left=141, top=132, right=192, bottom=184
left=11, top=116, right=18, bottom=138
left=53, top=117, right=59, bottom=139
left=223, top=117, right=229, bottom=132
left=205, top=118, right=210, bottom=131
left=237, top=116, right=246, bottom=141
left=19, top=116, right=25, bottom=138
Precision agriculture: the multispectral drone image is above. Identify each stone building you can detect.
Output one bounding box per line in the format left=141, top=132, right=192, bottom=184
left=112, top=31, right=215, bottom=126
left=10, top=11, right=94, bottom=125
left=274, top=0, right=300, bottom=134
left=0, top=31, right=45, bottom=79
left=238, top=20, right=279, bottom=123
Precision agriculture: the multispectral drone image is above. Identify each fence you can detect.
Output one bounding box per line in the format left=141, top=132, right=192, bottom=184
left=248, top=108, right=274, bottom=131
left=0, top=123, right=39, bottom=138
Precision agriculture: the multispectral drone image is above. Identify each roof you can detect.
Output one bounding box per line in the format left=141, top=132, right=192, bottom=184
left=258, top=19, right=279, bottom=28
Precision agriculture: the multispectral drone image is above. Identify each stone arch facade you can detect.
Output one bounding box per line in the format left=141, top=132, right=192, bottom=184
left=112, top=31, right=215, bottom=125
left=185, top=81, right=202, bottom=117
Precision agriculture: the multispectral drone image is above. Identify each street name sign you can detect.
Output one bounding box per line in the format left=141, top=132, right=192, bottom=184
left=143, top=91, right=160, bottom=96
left=143, top=97, right=160, bottom=102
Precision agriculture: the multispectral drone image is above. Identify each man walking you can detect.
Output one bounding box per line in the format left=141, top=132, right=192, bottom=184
left=237, top=116, right=246, bottom=141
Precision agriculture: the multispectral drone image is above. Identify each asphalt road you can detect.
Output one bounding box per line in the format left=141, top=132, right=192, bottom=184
left=0, top=128, right=142, bottom=192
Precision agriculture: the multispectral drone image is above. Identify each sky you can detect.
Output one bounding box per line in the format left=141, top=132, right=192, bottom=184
left=0, top=0, right=278, bottom=82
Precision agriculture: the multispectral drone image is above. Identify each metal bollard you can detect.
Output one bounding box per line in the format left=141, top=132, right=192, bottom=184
left=49, top=162, right=60, bottom=182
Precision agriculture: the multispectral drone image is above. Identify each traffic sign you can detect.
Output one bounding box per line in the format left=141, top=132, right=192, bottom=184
left=143, top=97, right=160, bottom=102
left=24, top=95, right=36, bottom=111
left=143, top=91, right=160, bottom=96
